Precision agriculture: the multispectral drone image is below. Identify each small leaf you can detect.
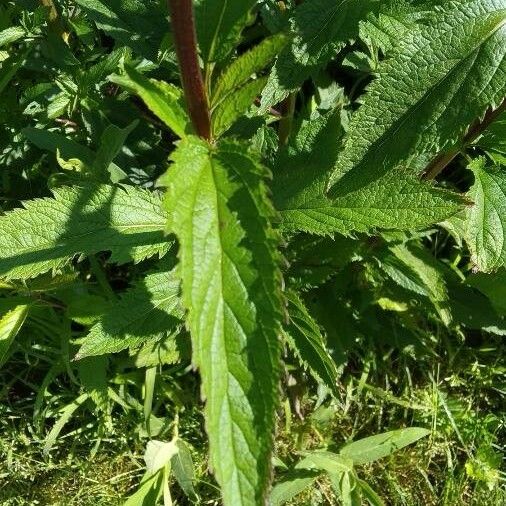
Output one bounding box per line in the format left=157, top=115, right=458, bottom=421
left=339, top=427, right=430, bottom=465
left=171, top=439, right=199, bottom=502
left=110, top=66, right=191, bottom=138
left=195, top=0, right=257, bottom=64
left=284, top=290, right=339, bottom=396
left=0, top=27, right=25, bottom=47
left=271, top=470, right=319, bottom=506
left=464, top=158, right=506, bottom=272
left=0, top=303, right=30, bottom=366
left=144, top=440, right=179, bottom=473
left=211, top=77, right=267, bottom=137
left=77, top=268, right=184, bottom=359
left=212, top=33, right=289, bottom=105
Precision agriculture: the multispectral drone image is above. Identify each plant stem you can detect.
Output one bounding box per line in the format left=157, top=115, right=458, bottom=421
left=167, top=0, right=211, bottom=140
left=278, top=93, right=296, bottom=146
left=424, top=97, right=506, bottom=180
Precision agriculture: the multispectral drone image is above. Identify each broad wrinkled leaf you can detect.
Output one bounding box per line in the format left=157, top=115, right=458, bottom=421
left=284, top=290, right=339, bottom=396
left=195, top=0, right=257, bottom=64
left=274, top=113, right=465, bottom=236
left=162, top=136, right=283, bottom=506
left=464, top=158, right=506, bottom=272
left=329, top=0, right=506, bottom=189
left=76, top=268, right=184, bottom=359
left=110, top=66, right=191, bottom=138
left=0, top=185, right=169, bottom=280
left=339, top=427, right=430, bottom=465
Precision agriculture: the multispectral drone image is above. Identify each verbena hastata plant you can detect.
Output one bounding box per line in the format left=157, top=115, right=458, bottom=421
left=1, top=0, right=505, bottom=504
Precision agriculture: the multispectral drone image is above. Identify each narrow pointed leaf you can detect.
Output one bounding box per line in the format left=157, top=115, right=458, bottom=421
left=0, top=303, right=30, bottom=366
left=110, top=66, right=191, bottom=138
left=162, top=136, right=283, bottom=506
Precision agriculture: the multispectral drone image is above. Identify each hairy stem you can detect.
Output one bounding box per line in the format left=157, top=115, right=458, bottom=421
left=167, top=0, right=211, bottom=140
left=424, top=97, right=506, bottom=180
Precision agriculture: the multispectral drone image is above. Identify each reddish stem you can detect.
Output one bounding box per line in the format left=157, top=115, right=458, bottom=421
left=167, top=0, right=211, bottom=140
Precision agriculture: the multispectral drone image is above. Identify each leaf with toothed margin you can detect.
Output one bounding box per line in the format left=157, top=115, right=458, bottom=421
left=0, top=185, right=169, bottom=280
left=273, top=112, right=467, bottom=236
left=329, top=0, right=506, bottom=189
left=161, top=136, right=284, bottom=506
left=76, top=267, right=185, bottom=359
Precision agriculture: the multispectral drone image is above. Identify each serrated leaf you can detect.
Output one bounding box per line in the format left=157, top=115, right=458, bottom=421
left=162, top=136, right=283, bottom=506
left=212, top=33, right=289, bottom=105
left=464, top=158, right=506, bottom=272
left=195, top=0, right=257, bottom=64
left=284, top=290, right=339, bottom=397
left=273, top=113, right=465, bottom=236
left=339, top=427, right=430, bottom=465
left=261, top=0, right=377, bottom=110
left=77, top=268, right=184, bottom=359
left=211, top=77, right=267, bottom=137
left=110, top=66, right=191, bottom=138
left=329, top=0, right=506, bottom=188
left=0, top=185, right=169, bottom=280
left=171, top=439, right=199, bottom=502
left=0, top=303, right=30, bottom=366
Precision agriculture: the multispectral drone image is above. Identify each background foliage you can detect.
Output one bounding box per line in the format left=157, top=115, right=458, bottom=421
left=0, top=0, right=505, bottom=504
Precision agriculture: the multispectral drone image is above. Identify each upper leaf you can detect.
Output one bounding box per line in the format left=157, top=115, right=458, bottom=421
left=329, top=0, right=506, bottom=189
left=194, top=0, right=257, bottom=64
left=0, top=185, right=168, bottom=280
left=162, top=136, right=283, bottom=506
left=261, top=0, right=377, bottom=110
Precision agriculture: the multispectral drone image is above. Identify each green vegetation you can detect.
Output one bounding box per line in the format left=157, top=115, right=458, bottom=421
left=0, top=0, right=505, bottom=504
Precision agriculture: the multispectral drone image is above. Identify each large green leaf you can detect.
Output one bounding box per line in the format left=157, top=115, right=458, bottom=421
left=329, top=0, right=506, bottom=189
left=463, top=158, right=506, bottom=272
left=162, top=137, right=283, bottom=505
left=0, top=185, right=168, bottom=280
left=194, top=0, right=257, bottom=64
left=274, top=113, right=465, bottom=236
left=76, top=268, right=185, bottom=359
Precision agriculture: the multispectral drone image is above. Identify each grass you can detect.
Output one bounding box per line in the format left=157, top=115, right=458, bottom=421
left=1, top=315, right=504, bottom=505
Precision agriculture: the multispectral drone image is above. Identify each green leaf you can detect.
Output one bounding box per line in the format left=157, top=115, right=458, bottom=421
left=162, top=137, right=283, bottom=506
left=195, top=0, right=257, bottom=64
left=74, top=0, right=167, bottom=61
left=0, top=26, right=25, bottom=47
left=93, top=120, right=137, bottom=180
left=463, top=159, right=506, bottom=272
left=468, top=268, right=506, bottom=314
left=297, top=451, right=354, bottom=475
left=329, top=0, right=506, bottom=188
left=270, top=471, right=319, bottom=506
left=211, top=77, right=267, bottom=137
left=284, top=290, right=339, bottom=397
left=0, top=303, right=30, bottom=366
left=475, top=111, right=506, bottom=160
left=110, top=66, right=191, bottom=138
left=212, top=33, right=289, bottom=106
left=0, top=185, right=169, bottom=280
left=261, top=0, right=376, bottom=110
left=76, top=268, right=184, bottom=359
left=274, top=113, right=465, bottom=236
left=339, top=427, right=430, bottom=465
left=171, top=439, right=199, bottom=502
left=387, top=243, right=453, bottom=325
left=0, top=48, right=30, bottom=95
left=145, top=439, right=178, bottom=473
